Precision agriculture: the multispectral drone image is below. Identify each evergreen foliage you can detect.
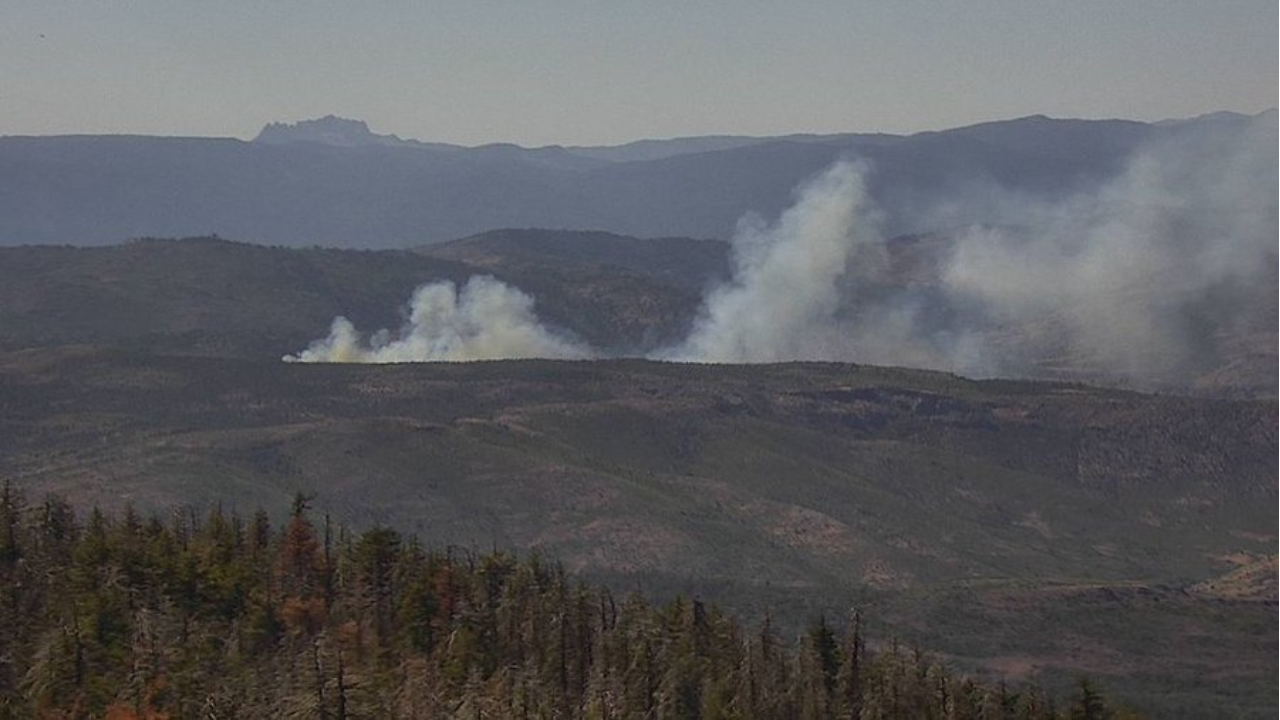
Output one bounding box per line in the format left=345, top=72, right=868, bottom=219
left=0, top=486, right=1122, bottom=719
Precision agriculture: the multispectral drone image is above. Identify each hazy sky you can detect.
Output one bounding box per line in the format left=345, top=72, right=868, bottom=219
left=1, top=1, right=1275, bottom=146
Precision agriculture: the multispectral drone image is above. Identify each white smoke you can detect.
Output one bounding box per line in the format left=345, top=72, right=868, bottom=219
left=283, top=275, right=590, bottom=363
left=285, top=162, right=883, bottom=366
left=285, top=113, right=1275, bottom=391
left=649, top=113, right=1275, bottom=385
left=658, top=161, right=878, bottom=362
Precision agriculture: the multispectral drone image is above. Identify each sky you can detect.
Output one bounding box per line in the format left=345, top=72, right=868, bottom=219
left=1, top=1, right=1275, bottom=147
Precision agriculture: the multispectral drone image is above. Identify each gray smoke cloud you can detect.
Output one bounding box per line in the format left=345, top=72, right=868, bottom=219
left=926, top=112, right=1278, bottom=385
left=283, top=275, right=590, bottom=363
left=286, top=112, right=1275, bottom=393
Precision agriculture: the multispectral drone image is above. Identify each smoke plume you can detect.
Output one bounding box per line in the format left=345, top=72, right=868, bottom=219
left=653, top=112, right=1275, bottom=387
left=283, top=275, right=589, bottom=363
left=658, top=161, right=877, bottom=362
left=286, top=112, right=1275, bottom=392
left=932, top=112, right=1277, bottom=384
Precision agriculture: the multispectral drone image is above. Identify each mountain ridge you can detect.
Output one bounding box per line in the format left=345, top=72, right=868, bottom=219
left=4, top=110, right=1267, bottom=247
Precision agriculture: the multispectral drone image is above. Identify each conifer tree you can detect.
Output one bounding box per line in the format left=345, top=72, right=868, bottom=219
left=0, top=494, right=1104, bottom=719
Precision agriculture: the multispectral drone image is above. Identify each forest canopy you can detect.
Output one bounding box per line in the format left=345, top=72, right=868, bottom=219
left=0, top=485, right=1126, bottom=719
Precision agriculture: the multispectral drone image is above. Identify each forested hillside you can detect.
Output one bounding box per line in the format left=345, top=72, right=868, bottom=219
left=1, top=348, right=1274, bottom=716
left=0, top=491, right=1125, bottom=719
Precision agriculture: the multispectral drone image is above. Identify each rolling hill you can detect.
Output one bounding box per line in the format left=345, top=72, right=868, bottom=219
left=0, top=346, right=1274, bottom=715
left=0, top=235, right=711, bottom=358
left=3, top=233, right=1272, bottom=397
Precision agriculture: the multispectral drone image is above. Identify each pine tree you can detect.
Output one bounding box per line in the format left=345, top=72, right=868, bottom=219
left=0, top=481, right=28, bottom=707
left=835, top=611, right=865, bottom=720
left=1070, top=678, right=1109, bottom=720
left=0, top=497, right=1106, bottom=718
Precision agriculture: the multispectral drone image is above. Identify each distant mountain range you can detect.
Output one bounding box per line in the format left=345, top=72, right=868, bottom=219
left=2, top=111, right=1269, bottom=247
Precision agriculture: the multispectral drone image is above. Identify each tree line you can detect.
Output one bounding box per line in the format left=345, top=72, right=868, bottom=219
left=0, top=484, right=1126, bottom=719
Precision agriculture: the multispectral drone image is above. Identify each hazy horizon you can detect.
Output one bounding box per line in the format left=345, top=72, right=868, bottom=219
left=1, top=107, right=1275, bottom=148
left=2, top=1, right=1275, bottom=146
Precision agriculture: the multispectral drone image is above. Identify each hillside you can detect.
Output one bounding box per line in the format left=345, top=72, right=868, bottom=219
left=0, top=222, right=1274, bottom=714
left=3, top=233, right=1271, bottom=397
left=0, top=236, right=706, bottom=357
left=416, top=229, right=730, bottom=352
left=0, top=346, right=1274, bottom=715
left=0, top=498, right=1110, bottom=718
left=419, top=228, right=729, bottom=294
